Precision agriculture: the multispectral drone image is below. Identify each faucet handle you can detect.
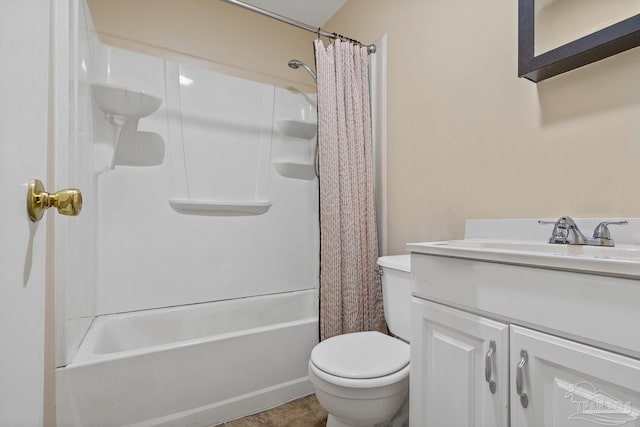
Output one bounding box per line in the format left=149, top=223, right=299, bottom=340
left=538, top=218, right=570, bottom=243
left=538, top=216, right=577, bottom=227
left=593, top=220, right=628, bottom=240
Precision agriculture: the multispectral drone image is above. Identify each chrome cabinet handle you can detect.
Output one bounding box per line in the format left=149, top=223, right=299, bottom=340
left=516, top=349, right=529, bottom=408
left=484, top=340, right=496, bottom=394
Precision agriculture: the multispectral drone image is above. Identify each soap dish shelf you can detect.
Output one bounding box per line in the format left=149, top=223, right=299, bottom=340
left=276, top=119, right=317, bottom=139
left=273, top=162, right=316, bottom=181
left=168, top=199, right=272, bottom=216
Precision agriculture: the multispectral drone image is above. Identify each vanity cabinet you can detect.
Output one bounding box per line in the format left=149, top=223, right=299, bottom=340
left=510, top=325, right=640, bottom=427
left=408, top=219, right=640, bottom=426
left=410, top=298, right=509, bottom=427
left=411, top=298, right=640, bottom=426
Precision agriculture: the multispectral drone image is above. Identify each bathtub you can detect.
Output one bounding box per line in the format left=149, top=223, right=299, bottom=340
left=56, top=290, right=319, bottom=427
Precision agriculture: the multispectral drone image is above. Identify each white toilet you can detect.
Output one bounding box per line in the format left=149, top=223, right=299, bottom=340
left=308, top=255, right=411, bottom=427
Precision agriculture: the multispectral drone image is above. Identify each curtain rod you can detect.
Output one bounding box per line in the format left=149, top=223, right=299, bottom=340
left=222, top=0, right=376, bottom=54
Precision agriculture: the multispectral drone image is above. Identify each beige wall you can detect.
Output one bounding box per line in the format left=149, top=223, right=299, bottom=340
left=87, top=0, right=317, bottom=91
left=327, top=1, right=640, bottom=254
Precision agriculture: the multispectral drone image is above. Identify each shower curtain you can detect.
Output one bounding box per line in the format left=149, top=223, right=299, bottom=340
left=314, top=39, right=386, bottom=341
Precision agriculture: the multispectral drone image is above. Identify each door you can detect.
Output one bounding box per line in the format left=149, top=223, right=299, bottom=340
left=410, top=298, right=510, bottom=427
left=0, top=1, right=54, bottom=425
left=510, top=325, right=640, bottom=427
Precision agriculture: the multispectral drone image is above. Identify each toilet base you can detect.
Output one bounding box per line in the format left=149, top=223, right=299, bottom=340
left=324, top=398, right=409, bottom=427
left=326, top=414, right=354, bottom=427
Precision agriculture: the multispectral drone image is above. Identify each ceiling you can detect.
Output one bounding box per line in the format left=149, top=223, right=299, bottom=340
left=238, top=0, right=347, bottom=28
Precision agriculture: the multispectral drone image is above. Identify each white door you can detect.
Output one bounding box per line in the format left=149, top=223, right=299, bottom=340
left=510, top=325, right=640, bottom=427
left=410, top=298, right=510, bottom=427
left=0, top=1, right=53, bottom=425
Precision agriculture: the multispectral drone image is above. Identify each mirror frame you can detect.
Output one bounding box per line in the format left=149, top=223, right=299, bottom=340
left=518, top=0, right=640, bottom=82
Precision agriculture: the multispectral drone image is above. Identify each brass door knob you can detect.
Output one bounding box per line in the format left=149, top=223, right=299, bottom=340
left=27, top=179, right=82, bottom=222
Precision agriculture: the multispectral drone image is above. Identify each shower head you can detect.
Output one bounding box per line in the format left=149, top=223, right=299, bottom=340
left=287, top=59, right=303, bottom=69
left=288, top=59, right=317, bottom=82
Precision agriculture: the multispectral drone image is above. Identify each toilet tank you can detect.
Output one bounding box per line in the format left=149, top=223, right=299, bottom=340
left=377, top=255, right=411, bottom=342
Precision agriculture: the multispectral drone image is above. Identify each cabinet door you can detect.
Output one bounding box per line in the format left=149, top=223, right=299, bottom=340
left=511, top=325, right=640, bottom=427
left=410, top=298, right=509, bottom=427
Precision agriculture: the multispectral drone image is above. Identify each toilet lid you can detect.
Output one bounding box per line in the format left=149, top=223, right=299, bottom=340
left=310, top=331, right=410, bottom=379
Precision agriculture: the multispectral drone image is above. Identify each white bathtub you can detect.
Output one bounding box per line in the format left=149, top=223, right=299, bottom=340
left=56, top=290, right=319, bottom=427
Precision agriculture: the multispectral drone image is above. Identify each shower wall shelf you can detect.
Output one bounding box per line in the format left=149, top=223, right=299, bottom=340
left=91, top=83, right=162, bottom=118
left=91, top=83, right=163, bottom=169
left=168, top=199, right=272, bottom=216
left=273, top=162, right=316, bottom=181
left=276, top=119, right=317, bottom=139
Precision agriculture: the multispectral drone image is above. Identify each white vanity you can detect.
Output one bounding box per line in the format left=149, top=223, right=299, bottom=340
left=408, top=218, right=640, bottom=427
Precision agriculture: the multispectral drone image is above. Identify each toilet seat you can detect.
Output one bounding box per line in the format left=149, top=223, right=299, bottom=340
left=310, top=331, right=410, bottom=389
left=311, top=331, right=409, bottom=379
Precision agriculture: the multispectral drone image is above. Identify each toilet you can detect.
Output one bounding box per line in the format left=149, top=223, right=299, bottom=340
left=308, top=255, right=411, bottom=427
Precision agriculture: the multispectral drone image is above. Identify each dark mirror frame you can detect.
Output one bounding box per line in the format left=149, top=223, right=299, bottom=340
left=518, top=0, right=640, bottom=83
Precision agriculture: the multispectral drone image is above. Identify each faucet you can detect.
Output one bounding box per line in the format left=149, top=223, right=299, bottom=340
left=538, top=217, right=627, bottom=247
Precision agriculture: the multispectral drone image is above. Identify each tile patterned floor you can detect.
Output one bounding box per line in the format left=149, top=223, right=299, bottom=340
left=213, top=394, right=327, bottom=427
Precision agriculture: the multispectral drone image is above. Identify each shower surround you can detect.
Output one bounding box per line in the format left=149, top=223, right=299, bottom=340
left=57, top=2, right=319, bottom=425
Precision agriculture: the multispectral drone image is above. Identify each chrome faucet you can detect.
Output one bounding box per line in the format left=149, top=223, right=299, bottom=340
left=538, top=217, right=627, bottom=247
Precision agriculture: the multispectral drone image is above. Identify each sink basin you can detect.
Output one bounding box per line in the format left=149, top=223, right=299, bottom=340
left=408, top=239, right=640, bottom=279
left=409, top=219, right=640, bottom=359
left=446, top=239, right=640, bottom=260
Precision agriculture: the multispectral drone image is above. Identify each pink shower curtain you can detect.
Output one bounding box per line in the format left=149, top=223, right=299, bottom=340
left=314, top=39, right=386, bottom=341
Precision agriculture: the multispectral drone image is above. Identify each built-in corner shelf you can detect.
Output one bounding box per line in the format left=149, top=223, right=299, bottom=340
left=91, top=83, right=162, bottom=119
left=91, top=83, right=163, bottom=170
left=276, top=119, right=317, bottom=139
left=168, top=200, right=272, bottom=216
left=273, top=162, right=316, bottom=181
